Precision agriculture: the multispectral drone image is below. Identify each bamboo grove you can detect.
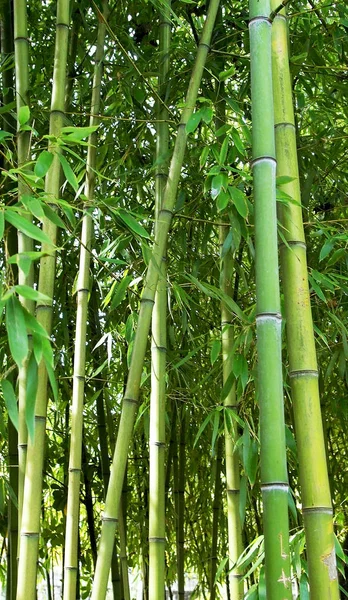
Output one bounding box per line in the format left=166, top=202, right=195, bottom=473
left=0, top=0, right=347, bottom=599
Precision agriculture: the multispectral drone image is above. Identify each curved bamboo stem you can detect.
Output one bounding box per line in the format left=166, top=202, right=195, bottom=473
left=271, top=4, right=339, bottom=597
left=16, top=0, right=70, bottom=596
left=91, top=2, right=221, bottom=596
left=249, top=0, right=292, bottom=597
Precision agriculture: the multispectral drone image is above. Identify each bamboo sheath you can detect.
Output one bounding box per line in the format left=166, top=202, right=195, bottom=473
left=13, top=0, right=35, bottom=537
left=63, top=4, right=108, bottom=598
left=271, top=6, right=339, bottom=597
left=16, top=0, right=70, bottom=597
left=148, top=4, right=170, bottom=599
left=249, top=1, right=292, bottom=598
left=91, top=2, right=220, bottom=596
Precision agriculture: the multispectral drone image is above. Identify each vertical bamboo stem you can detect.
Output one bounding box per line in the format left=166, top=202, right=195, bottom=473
left=249, top=0, right=292, bottom=597
left=63, top=4, right=108, bottom=597
left=149, top=3, right=170, bottom=599
left=91, top=3, right=220, bottom=596
left=271, top=5, right=339, bottom=597
left=16, top=0, right=70, bottom=596
left=176, top=409, right=186, bottom=600
left=209, top=437, right=222, bottom=600
left=13, top=0, right=35, bottom=537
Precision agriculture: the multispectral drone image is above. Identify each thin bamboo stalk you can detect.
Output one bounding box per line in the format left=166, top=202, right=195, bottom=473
left=13, top=0, right=35, bottom=538
left=209, top=437, right=222, bottom=600
left=91, top=3, right=220, bottom=596
left=1, top=8, right=19, bottom=599
left=90, top=291, right=126, bottom=600
left=271, top=5, right=339, bottom=597
left=216, top=78, right=243, bottom=594
left=148, top=3, right=170, bottom=599
left=249, top=0, right=292, bottom=597
left=220, top=227, right=243, bottom=599
left=16, top=0, right=70, bottom=596
left=176, top=409, right=185, bottom=600
left=63, top=3, right=108, bottom=597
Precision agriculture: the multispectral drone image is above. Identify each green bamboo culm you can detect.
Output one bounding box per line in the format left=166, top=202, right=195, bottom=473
left=13, top=0, right=35, bottom=540
left=249, top=0, right=292, bottom=598
left=63, top=3, right=108, bottom=599
left=16, top=0, right=70, bottom=596
left=148, top=3, right=170, bottom=599
left=220, top=228, right=243, bottom=599
left=91, top=2, right=220, bottom=597
left=216, top=86, right=243, bottom=598
left=271, top=5, right=339, bottom=597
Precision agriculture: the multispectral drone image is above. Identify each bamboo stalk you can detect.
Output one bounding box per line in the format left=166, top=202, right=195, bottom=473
left=271, top=4, right=339, bottom=597
left=220, top=227, right=244, bottom=599
left=148, top=3, right=170, bottom=599
left=1, top=7, right=19, bottom=599
left=175, top=408, right=185, bottom=600
left=16, top=0, right=70, bottom=596
left=91, top=2, right=220, bottom=596
left=209, top=437, right=222, bottom=600
left=249, top=0, right=292, bottom=597
left=13, top=0, right=35, bottom=539
left=63, top=3, right=108, bottom=597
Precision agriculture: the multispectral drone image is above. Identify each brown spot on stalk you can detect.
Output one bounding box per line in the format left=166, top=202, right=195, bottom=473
left=322, top=548, right=338, bottom=581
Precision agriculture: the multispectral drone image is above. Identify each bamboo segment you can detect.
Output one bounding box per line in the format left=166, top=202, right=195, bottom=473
left=271, top=5, right=339, bottom=598
left=209, top=437, right=222, bottom=600
left=91, top=2, right=220, bottom=597
left=16, top=0, right=70, bottom=597
left=63, top=4, right=108, bottom=598
left=13, top=0, right=35, bottom=536
left=220, top=228, right=243, bottom=599
left=249, top=1, right=292, bottom=598
left=148, top=4, right=170, bottom=600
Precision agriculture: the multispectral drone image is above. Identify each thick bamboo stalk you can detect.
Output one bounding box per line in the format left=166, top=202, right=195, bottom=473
left=249, top=0, right=292, bottom=598
left=16, top=0, right=70, bottom=596
left=91, top=2, right=220, bottom=596
left=271, top=5, right=339, bottom=597
left=148, top=4, right=170, bottom=600
left=63, top=4, right=108, bottom=597
left=13, top=0, right=35, bottom=537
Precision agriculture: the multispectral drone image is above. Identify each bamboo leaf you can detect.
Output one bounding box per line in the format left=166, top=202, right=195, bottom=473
left=231, top=129, right=245, bottom=155
left=185, top=110, right=202, bottom=134
left=24, top=310, right=50, bottom=339
left=5, top=295, right=28, bottom=367
left=1, top=380, right=19, bottom=431
left=110, top=275, right=133, bottom=310
left=18, top=105, right=30, bottom=125
left=216, top=190, right=229, bottom=212
left=34, top=151, right=54, bottom=178
left=229, top=187, right=248, bottom=218
left=219, top=65, right=235, bottom=81
left=57, top=153, right=78, bottom=192
left=118, top=210, right=150, bottom=238
left=193, top=412, right=213, bottom=448
left=26, top=353, right=38, bottom=440
left=210, top=339, right=221, bottom=365
left=5, top=210, right=54, bottom=245
left=211, top=410, right=220, bottom=456
left=219, top=136, right=229, bottom=165
left=14, top=285, right=51, bottom=303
